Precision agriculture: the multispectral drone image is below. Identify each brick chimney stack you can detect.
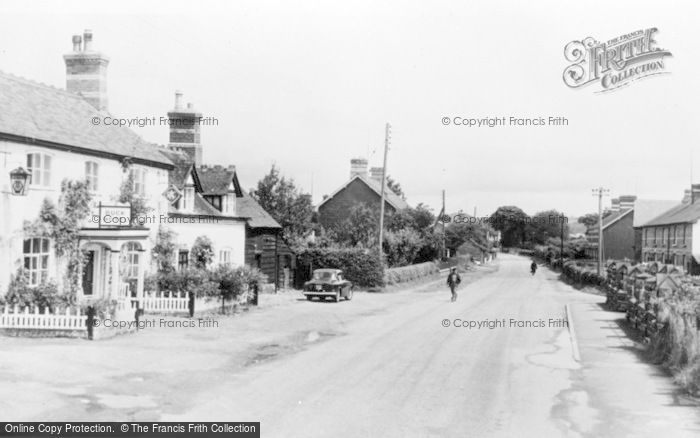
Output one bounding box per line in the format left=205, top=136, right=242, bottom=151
left=610, top=198, right=620, bottom=212
left=691, top=184, right=700, bottom=204
left=682, top=189, right=692, bottom=204
left=619, top=195, right=637, bottom=210
left=167, top=91, right=203, bottom=166
left=350, top=158, right=368, bottom=179
left=370, top=167, right=385, bottom=183
left=63, top=30, right=110, bottom=111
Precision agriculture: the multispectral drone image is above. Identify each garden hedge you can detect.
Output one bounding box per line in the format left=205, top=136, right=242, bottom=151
left=296, top=248, right=384, bottom=288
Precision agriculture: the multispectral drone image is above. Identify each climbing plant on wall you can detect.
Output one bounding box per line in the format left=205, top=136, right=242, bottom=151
left=22, top=179, right=92, bottom=301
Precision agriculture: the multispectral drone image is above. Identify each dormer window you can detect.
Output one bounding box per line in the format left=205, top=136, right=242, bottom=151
left=222, top=181, right=236, bottom=215
left=181, top=174, right=195, bottom=212
left=223, top=192, right=235, bottom=215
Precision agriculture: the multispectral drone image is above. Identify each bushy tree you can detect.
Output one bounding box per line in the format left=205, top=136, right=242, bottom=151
left=490, top=206, right=529, bottom=247
left=190, top=235, right=214, bottom=269
left=152, top=227, right=177, bottom=275
left=333, top=203, right=379, bottom=248
left=386, top=175, right=405, bottom=200
left=578, top=213, right=598, bottom=228
left=383, top=228, right=422, bottom=267
left=250, top=165, right=314, bottom=245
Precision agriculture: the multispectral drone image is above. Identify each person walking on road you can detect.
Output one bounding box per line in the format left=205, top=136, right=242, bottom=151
left=447, top=267, right=462, bottom=302
left=530, top=261, right=538, bottom=275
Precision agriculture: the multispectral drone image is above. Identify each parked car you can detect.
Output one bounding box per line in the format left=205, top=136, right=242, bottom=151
left=303, top=269, right=353, bottom=302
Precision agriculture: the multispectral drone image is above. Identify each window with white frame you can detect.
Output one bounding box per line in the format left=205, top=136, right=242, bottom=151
left=182, top=186, right=194, bottom=211
left=26, top=153, right=52, bottom=187
left=130, top=167, right=146, bottom=197
left=121, top=242, right=141, bottom=278
left=23, top=238, right=50, bottom=286
left=219, top=248, right=232, bottom=265
left=85, top=161, right=99, bottom=192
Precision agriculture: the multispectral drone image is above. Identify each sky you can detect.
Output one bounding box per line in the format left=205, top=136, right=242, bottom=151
left=0, top=0, right=698, bottom=217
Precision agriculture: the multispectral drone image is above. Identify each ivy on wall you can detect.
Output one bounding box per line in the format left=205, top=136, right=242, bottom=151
left=22, top=179, right=92, bottom=301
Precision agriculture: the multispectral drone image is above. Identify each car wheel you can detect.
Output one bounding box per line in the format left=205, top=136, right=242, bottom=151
left=334, top=291, right=340, bottom=302
left=306, top=296, right=313, bottom=301
left=345, top=288, right=353, bottom=301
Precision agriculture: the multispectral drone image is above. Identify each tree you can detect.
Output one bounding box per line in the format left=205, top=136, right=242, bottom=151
left=333, top=203, right=378, bottom=248
left=527, top=210, right=570, bottom=245
left=445, top=222, right=490, bottom=254
left=152, top=227, right=177, bottom=274
left=490, top=206, right=529, bottom=247
left=386, top=175, right=405, bottom=200
left=577, top=213, right=599, bottom=228
left=383, top=228, right=422, bottom=267
left=250, top=165, right=314, bottom=245
left=190, top=235, right=214, bottom=269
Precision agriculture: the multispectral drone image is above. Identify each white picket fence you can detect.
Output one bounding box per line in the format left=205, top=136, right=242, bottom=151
left=139, top=291, right=189, bottom=313
left=0, top=305, right=85, bottom=330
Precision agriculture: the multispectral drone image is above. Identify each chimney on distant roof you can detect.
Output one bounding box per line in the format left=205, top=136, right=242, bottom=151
left=63, top=29, right=110, bottom=111
left=350, top=158, right=368, bottom=179
left=692, top=184, right=700, bottom=204
left=83, top=29, right=93, bottom=51
left=619, top=195, right=637, bottom=210
left=370, top=167, right=385, bottom=183
left=610, top=198, right=620, bottom=212
left=682, top=189, right=692, bottom=204
left=174, top=90, right=183, bottom=110
left=71, top=35, right=82, bottom=52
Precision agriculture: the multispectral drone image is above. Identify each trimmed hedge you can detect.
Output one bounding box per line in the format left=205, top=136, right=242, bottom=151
left=384, top=262, right=440, bottom=285
left=297, top=248, right=384, bottom=288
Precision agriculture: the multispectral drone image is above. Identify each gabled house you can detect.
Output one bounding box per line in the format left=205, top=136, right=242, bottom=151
left=638, top=185, right=700, bottom=274
left=161, top=95, right=294, bottom=288
left=318, top=158, right=409, bottom=230
left=585, top=195, right=678, bottom=262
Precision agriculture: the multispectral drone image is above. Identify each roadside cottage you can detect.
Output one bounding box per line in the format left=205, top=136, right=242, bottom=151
left=0, top=30, right=287, bottom=320
left=0, top=31, right=174, bottom=306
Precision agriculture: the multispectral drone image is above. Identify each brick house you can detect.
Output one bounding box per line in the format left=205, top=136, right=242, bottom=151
left=318, top=158, right=409, bottom=230
left=585, top=196, right=677, bottom=262
left=638, top=185, right=700, bottom=274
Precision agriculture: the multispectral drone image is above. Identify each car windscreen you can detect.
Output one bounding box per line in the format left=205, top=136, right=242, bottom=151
left=313, top=272, right=336, bottom=281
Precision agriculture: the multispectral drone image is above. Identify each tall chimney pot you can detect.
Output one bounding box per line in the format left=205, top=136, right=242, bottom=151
left=71, top=35, right=82, bottom=52
left=83, top=29, right=93, bottom=51
left=174, top=91, right=183, bottom=110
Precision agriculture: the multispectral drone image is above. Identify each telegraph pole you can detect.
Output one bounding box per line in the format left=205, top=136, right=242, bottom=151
left=592, top=187, right=609, bottom=275
left=442, top=190, right=446, bottom=259
left=378, top=123, right=391, bottom=263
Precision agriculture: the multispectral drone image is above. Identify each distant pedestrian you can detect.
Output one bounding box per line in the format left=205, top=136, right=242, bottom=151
left=446, top=267, right=462, bottom=302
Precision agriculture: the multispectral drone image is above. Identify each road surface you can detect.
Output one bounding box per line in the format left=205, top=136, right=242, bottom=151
left=2, top=254, right=699, bottom=437
left=169, top=255, right=700, bottom=437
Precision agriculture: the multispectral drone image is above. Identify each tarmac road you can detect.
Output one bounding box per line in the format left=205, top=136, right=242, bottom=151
left=3, top=254, right=699, bottom=437
left=170, top=254, right=700, bottom=437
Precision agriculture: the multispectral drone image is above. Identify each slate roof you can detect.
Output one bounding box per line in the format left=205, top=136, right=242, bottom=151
left=237, top=192, right=282, bottom=229
left=0, top=71, right=172, bottom=168
left=159, top=149, right=194, bottom=187
left=318, top=174, right=409, bottom=211
left=643, top=202, right=700, bottom=227
left=633, top=200, right=680, bottom=227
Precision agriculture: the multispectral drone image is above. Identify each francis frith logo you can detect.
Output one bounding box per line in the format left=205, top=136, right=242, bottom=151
left=563, top=28, right=672, bottom=92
